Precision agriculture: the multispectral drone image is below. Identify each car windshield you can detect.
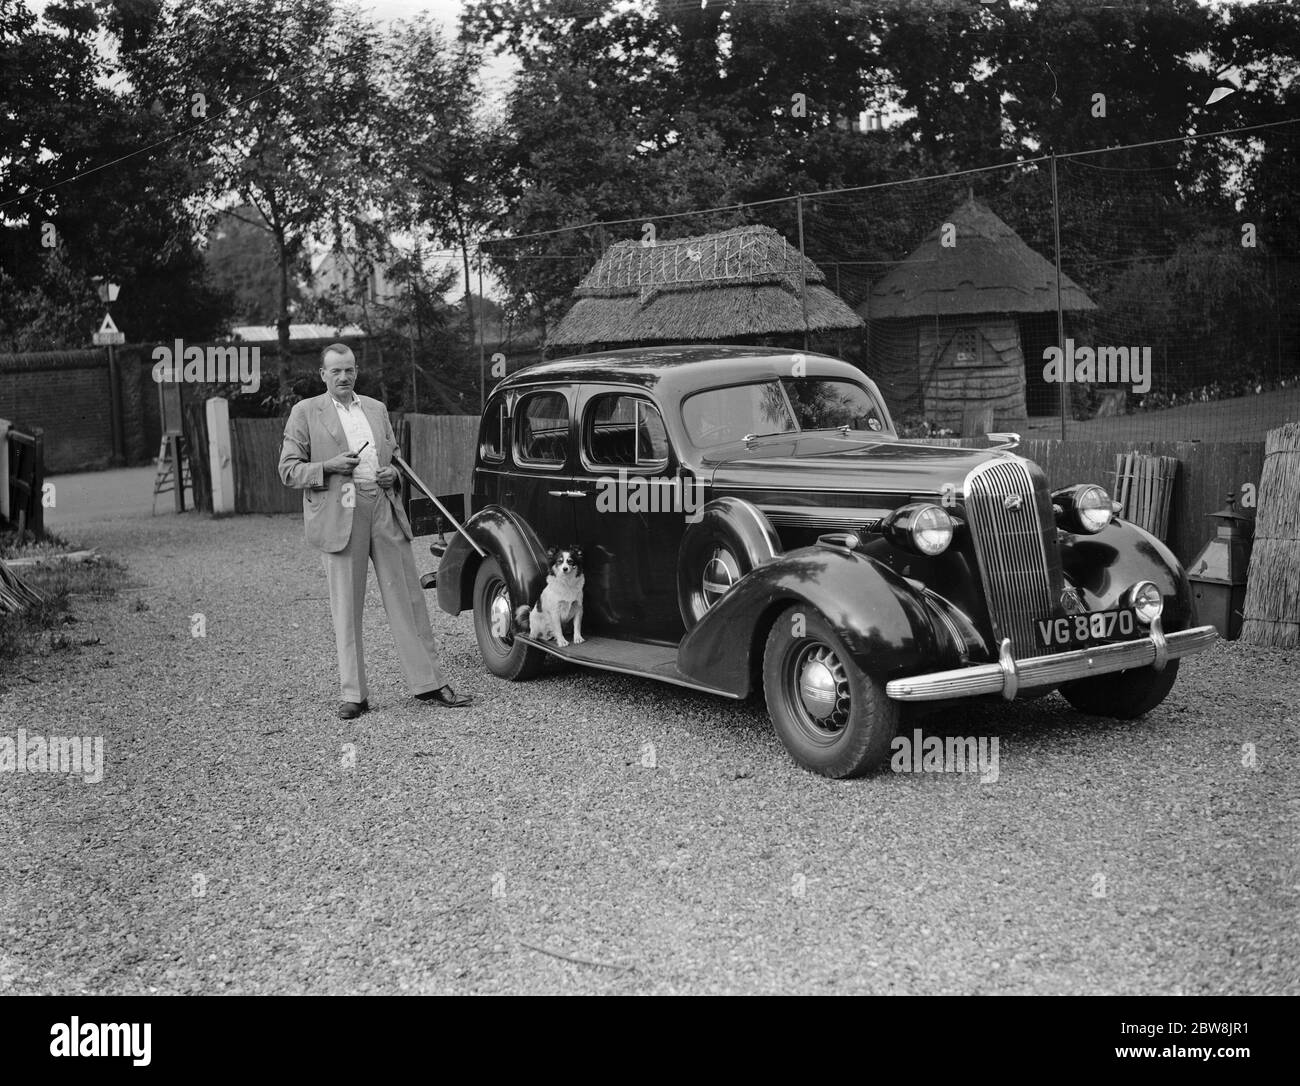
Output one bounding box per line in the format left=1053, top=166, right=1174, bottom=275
left=682, top=378, right=889, bottom=447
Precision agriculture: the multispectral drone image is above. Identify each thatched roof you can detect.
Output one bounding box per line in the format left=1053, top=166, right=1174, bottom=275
left=549, top=224, right=863, bottom=348
left=861, top=198, right=1097, bottom=320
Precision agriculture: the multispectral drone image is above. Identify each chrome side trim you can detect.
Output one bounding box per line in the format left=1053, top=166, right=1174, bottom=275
left=884, top=625, right=1218, bottom=702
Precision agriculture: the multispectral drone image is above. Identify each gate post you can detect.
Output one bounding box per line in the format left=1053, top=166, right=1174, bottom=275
left=206, top=397, right=235, bottom=514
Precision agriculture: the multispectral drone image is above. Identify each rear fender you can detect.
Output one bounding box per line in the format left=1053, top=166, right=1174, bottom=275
left=676, top=545, right=951, bottom=698
left=435, top=506, right=549, bottom=616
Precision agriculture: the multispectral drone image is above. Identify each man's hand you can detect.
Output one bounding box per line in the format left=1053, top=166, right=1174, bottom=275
left=376, top=465, right=398, bottom=489
left=323, top=451, right=360, bottom=475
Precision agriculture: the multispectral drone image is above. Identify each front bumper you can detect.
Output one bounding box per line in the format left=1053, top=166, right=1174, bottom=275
left=884, top=619, right=1218, bottom=702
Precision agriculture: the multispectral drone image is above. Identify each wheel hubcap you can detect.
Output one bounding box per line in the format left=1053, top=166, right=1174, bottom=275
left=488, top=583, right=513, bottom=648
left=701, top=547, right=740, bottom=610
left=793, top=644, right=851, bottom=733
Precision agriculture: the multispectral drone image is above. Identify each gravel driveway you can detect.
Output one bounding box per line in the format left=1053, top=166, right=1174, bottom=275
left=2, top=511, right=1296, bottom=994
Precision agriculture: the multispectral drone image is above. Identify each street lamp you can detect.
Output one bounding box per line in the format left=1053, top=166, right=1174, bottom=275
left=92, top=279, right=125, bottom=464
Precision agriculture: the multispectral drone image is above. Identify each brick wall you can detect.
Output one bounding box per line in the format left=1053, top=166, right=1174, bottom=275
left=0, top=337, right=366, bottom=474
left=0, top=350, right=116, bottom=473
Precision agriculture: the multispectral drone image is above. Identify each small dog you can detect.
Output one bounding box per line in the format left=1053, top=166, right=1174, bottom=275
left=515, top=546, right=585, bottom=647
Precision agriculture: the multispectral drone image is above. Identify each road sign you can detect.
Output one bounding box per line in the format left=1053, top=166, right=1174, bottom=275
left=93, top=312, right=125, bottom=346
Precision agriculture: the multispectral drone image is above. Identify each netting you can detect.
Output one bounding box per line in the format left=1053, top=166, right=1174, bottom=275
left=1052, top=141, right=1295, bottom=444
left=479, top=129, right=1299, bottom=446
left=802, top=161, right=1058, bottom=437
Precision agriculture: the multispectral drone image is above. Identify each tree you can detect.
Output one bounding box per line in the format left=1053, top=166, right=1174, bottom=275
left=459, top=0, right=1297, bottom=375
left=996, top=0, right=1215, bottom=161
left=140, top=0, right=385, bottom=401
left=460, top=1, right=952, bottom=324
left=381, top=17, right=502, bottom=401
left=1214, top=1, right=1300, bottom=257
left=204, top=205, right=304, bottom=326
left=0, top=0, right=228, bottom=348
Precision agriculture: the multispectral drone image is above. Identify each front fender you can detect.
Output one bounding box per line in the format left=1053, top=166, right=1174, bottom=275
left=676, top=545, right=946, bottom=698
left=435, top=506, right=549, bottom=616
left=1059, top=519, right=1196, bottom=631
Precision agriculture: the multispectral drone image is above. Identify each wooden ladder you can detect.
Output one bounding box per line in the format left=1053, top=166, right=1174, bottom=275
left=152, top=434, right=191, bottom=514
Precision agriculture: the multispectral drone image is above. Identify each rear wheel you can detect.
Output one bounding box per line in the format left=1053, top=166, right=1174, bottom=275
left=1059, top=659, right=1180, bottom=718
left=762, top=606, right=898, bottom=778
left=473, top=557, right=545, bottom=681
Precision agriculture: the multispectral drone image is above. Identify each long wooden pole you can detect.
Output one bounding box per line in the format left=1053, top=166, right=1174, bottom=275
left=796, top=195, right=809, bottom=351
left=392, top=452, right=485, bottom=557
left=1050, top=154, right=1068, bottom=442
left=478, top=253, right=487, bottom=412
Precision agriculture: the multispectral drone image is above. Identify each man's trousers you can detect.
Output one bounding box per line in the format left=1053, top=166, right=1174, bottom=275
left=322, top=483, right=447, bottom=703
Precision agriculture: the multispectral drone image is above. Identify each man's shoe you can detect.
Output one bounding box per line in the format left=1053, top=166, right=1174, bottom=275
left=338, top=699, right=369, bottom=720
left=416, top=685, right=473, bottom=708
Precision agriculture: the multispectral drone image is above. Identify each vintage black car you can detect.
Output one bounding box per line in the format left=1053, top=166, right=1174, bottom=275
left=431, top=346, right=1216, bottom=778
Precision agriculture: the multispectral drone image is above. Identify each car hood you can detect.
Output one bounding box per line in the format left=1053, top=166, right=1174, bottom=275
left=703, top=434, right=1010, bottom=498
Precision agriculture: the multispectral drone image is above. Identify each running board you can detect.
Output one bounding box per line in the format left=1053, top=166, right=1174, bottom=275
left=516, top=635, right=740, bottom=699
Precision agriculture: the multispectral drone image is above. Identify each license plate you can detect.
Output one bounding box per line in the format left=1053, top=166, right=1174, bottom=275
left=1036, top=608, right=1140, bottom=649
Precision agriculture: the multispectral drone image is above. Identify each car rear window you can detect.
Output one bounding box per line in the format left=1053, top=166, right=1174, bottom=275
left=481, top=396, right=508, bottom=462
left=585, top=393, right=669, bottom=468
left=516, top=391, right=569, bottom=466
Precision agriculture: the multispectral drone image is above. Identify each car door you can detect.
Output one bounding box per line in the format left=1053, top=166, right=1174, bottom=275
left=571, top=387, right=688, bottom=643
left=506, top=387, right=580, bottom=560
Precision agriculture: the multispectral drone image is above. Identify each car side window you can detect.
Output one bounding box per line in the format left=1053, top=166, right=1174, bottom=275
left=636, top=401, right=670, bottom=465
left=481, top=395, right=508, bottom=462
left=516, top=391, right=569, bottom=466
left=585, top=393, right=669, bottom=470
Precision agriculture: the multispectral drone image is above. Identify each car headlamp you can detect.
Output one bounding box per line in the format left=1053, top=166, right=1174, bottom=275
left=1053, top=484, right=1114, bottom=534
left=1127, top=580, right=1163, bottom=624
left=883, top=503, right=954, bottom=557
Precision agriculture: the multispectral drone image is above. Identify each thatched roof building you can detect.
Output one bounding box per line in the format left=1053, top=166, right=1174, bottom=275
left=865, top=198, right=1096, bottom=319
left=548, top=224, right=862, bottom=349
left=859, top=198, right=1097, bottom=427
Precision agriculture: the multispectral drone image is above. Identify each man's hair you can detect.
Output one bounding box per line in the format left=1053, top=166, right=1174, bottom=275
left=321, top=343, right=355, bottom=367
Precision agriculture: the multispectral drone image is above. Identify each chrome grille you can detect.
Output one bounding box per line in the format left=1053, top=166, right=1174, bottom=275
left=964, top=459, right=1056, bottom=658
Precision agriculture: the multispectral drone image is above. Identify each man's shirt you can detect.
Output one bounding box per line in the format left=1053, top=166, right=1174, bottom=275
left=331, top=395, right=379, bottom=485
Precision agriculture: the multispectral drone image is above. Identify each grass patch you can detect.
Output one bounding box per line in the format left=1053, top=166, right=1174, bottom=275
left=0, top=554, right=125, bottom=673
left=0, top=528, right=77, bottom=561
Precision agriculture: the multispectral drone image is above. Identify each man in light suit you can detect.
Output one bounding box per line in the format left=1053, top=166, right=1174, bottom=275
left=279, top=343, right=472, bottom=719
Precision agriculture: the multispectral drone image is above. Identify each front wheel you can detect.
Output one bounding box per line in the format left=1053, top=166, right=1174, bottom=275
left=473, top=557, right=545, bottom=681
left=1059, top=659, right=1180, bottom=718
left=762, top=606, right=898, bottom=778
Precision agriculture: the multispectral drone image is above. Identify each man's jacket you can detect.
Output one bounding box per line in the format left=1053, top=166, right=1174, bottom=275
left=278, top=393, right=414, bottom=553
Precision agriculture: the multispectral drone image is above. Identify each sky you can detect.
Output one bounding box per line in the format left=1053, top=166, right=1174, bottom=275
left=20, top=0, right=518, bottom=299
left=360, top=0, right=466, bottom=24
left=351, top=0, right=519, bottom=100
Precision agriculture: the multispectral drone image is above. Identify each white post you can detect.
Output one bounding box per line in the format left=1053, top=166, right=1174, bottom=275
left=206, top=397, right=235, bottom=515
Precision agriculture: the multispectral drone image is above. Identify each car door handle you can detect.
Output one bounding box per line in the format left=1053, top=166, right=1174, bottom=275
left=547, top=489, right=589, bottom=498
